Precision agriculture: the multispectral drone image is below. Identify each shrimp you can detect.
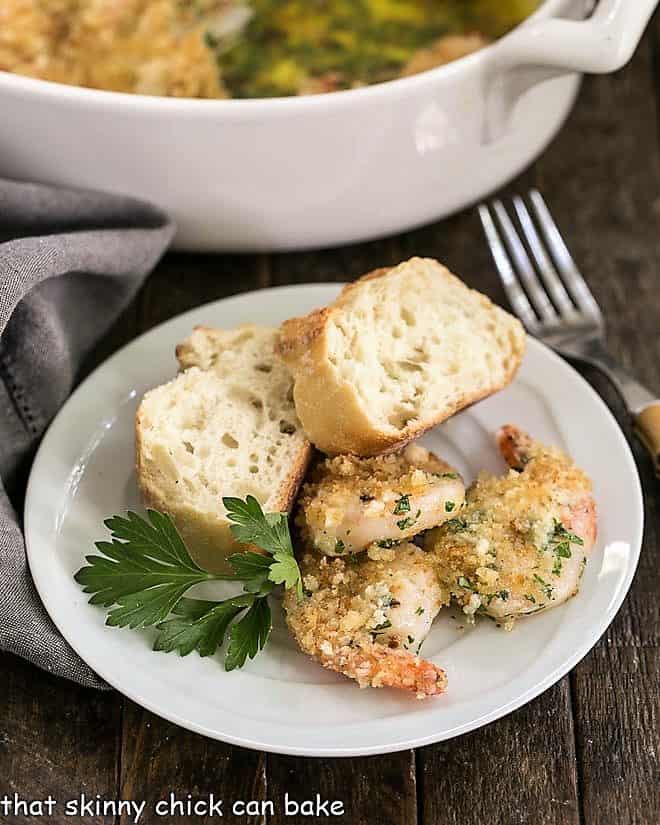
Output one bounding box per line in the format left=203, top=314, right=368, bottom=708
left=425, top=425, right=597, bottom=624
left=296, top=443, right=465, bottom=557
left=283, top=543, right=449, bottom=697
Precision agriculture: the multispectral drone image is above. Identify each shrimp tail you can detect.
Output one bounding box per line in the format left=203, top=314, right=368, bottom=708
left=320, top=642, right=447, bottom=698
left=562, top=496, right=598, bottom=549
left=497, top=424, right=535, bottom=470
left=499, top=424, right=598, bottom=549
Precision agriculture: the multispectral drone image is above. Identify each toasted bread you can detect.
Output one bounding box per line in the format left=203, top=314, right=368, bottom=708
left=277, top=258, right=525, bottom=456
left=136, top=325, right=312, bottom=572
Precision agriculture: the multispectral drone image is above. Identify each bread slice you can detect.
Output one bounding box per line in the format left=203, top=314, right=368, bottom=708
left=277, top=258, right=526, bottom=456
left=136, top=325, right=312, bottom=572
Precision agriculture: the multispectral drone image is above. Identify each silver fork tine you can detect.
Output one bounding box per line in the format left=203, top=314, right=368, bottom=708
left=478, top=204, right=539, bottom=332
left=512, top=195, right=577, bottom=319
left=491, top=200, right=557, bottom=323
left=529, top=190, right=603, bottom=322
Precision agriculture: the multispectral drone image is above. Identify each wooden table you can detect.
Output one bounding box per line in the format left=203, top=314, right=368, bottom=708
left=4, top=19, right=660, bottom=825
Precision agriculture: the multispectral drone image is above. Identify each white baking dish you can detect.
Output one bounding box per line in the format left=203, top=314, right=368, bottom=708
left=0, top=0, right=655, bottom=251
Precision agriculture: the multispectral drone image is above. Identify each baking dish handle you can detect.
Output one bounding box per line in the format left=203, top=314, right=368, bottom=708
left=485, top=0, right=659, bottom=140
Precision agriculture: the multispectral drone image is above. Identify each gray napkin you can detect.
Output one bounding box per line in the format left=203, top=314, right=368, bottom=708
left=0, top=177, right=175, bottom=688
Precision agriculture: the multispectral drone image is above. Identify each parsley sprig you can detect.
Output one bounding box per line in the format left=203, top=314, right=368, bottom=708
left=74, top=497, right=302, bottom=670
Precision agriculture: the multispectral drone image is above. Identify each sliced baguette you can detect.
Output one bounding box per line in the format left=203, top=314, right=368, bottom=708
left=136, top=324, right=312, bottom=572
left=277, top=258, right=526, bottom=456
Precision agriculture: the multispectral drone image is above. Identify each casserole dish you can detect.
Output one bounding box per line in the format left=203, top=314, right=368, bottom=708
left=0, top=0, right=655, bottom=251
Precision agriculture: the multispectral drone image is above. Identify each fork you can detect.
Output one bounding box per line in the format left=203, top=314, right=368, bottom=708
left=479, top=190, right=660, bottom=477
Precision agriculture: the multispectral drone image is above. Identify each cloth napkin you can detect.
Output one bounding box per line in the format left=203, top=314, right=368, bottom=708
left=0, top=177, right=175, bottom=688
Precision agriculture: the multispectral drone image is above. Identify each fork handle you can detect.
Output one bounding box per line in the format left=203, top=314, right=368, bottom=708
left=634, top=403, right=660, bottom=479
left=569, top=341, right=660, bottom=477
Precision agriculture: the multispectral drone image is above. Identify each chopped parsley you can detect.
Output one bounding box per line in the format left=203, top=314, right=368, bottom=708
left=524, top=594, right=536, bottom=604
left=445, top=517, right=468, bottom=532
left=445, top=500, right=456, bottom=512
left=533, top=573, right=553, bottom=600
left=334, top=539, right=346, bottom=554
left=393, top=494, right=411, bottom=515
left=397, top=509, right=421, bottom=531
left=370, top=619, right=392, bottom=638
left=484, top=590, right=508, bottom=605
left=546, top=519, right=584, bottom=576
left=457, top=576, right=475, bottom=591
left=377, top=538, right=400, bottom=549
left=415, top=606, right=425, bottom=616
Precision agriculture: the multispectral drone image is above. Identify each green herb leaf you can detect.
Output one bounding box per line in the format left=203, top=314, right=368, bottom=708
left=269, top=552, right=302, bottom=594
left=225, top=597, right=272, bottom=671
left=74, top=510, right=218, bottom=629
left=445, top=500, right=455, bottom=512
left=224, top=496, right=289, bottom=555
left=228, top=551, right=273, bottom=594
left=153, top=595, right=254, bottom=657
left=76, top=499, right=303, bottom=670
left=224, top=496, right=303, bottom=599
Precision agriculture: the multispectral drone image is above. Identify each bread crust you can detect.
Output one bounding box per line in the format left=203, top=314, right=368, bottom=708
left=277, top=258, right=526, bottom=456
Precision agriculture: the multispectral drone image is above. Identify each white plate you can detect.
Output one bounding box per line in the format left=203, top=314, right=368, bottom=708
left=25, top=284, right=643, bottom=757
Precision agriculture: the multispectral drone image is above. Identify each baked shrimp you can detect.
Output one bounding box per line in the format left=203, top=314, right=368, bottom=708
left=426, top=425, right=596, bottom=625
left=284, top=543, right=448, bottom=697
left=296, top=444, right=465, bottom=557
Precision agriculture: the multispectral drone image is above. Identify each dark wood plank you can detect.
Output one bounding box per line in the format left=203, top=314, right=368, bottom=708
left=138, top=253, right=269, bottom=330
left=267, top=752, right=417, bottom=825
left=419, top=681, right=579, bottom=825
left=269, top=238, right=403, bottom=286
left=1, top=652, right=121, bottom=825
left=119, top=702, right=266, bottom=825
left=571, top=645, right=660, bottom=825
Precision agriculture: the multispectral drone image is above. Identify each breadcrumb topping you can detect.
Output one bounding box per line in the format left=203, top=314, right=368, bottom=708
left=296, top=446, right=464, bottom=556
left=426, top=430, right=595, bottom=623
left=284, top=543, right=448, bottom=696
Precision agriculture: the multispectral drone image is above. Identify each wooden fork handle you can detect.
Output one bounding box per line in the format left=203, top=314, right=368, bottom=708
left=634, top=402, right=660, bottom=479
